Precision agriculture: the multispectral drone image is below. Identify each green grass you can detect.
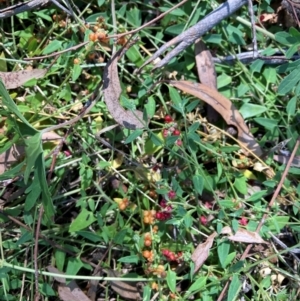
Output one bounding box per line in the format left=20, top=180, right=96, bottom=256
left=0, top=1, right=299, bottom=300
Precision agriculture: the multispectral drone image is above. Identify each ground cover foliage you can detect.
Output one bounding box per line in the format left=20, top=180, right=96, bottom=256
left=0, top=0, right=300, bottom=300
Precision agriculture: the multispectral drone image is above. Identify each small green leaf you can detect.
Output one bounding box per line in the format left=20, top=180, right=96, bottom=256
left=239, top=103, right=267, bottom=119
left=192, top=174, right=204, bottom=195
left=66, top=258, right=83, bottom=277
left=286, top=96, right=297, bottom=115
left=72, top=64, right=82, bottom=81
left=217, top=240, right=230, bottom=268
left=278, top=69, right=300, bottom=95
left=42, top=40, right=62, bottom=54
left=167, top=269, right=176, bottom=293
left=55, top=249, right=66, bottom=272
left=217, top=73, right=232, bottom=89
left=165, top=23, right=185, bottom=36
left=145, top=96, right=156, bottom=117
left=69, top=208, right=96, bottom=232
left=234, top=176, right=247, bottom=195
left=188, top=276, right=206, bottom=293
left=254, top=117, right=278, bottom=130
left=124, top=129, right=143, bottom=144
left=118, top=255, right=139, bottom=264
left=227, top=274, right=241, bottom=301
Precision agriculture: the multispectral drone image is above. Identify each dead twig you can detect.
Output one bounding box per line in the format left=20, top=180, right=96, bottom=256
left=139, top=0, right=248, bottom=70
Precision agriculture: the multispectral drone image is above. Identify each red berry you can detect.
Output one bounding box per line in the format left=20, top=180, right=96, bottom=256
left=239, top=216, right=248, bottom=226
left=200, top=216, right=208, bottom=225
left=162, top=129, right=169, bottom=138
left=173, top=129, right=180, bottom=136
left=164, top=115, right=173, bottom=123
left=176, top=139, right=182, bottom=146
left=168, top=190, right=176, bottom=199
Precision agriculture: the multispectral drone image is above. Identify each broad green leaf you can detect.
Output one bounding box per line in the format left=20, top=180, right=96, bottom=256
left=247, top=190, right=267, bottom=202
left=217, top=73, right=232, bottom=89
left=126, top=7, right=141, bottom=27
left=286, top=96, right=297, bottom=115
left=113, top=228, right=128, bottom=244
left=192, top=174, right=204, bottom=195
left=217, top=240, right=230, bottom=268
left=250, top=59, right=264, bottom=73
left=239, top=103, right=267, bottom=119
left=145, top=132, right=163, bottom=155
left=227, top=274, right=241, bottom=301
left=72, top=64, right=82, bottom=81
left=144, top=96, right=156, bottom=117
left=278, top=69, right=300, bottom=95
left=66, top=258, right=83, bottom=277
left=118, top=255, right=139, bottom=264
left=42, top=40, right=62, bottom=55
left=55, top=249, right=66, bottom=272
left=266, top=216, right=289, bottom=233
left=226, top=24, right=245, bottom=45
left=69, top=208, right=96, bottom=232
left=165, top=23, right=185, bottom=36
left=77, top=231, right=101, bottom=243
left=24, top=133, right=42, bottom=183
left=254, top=117, right=278, bottom=130
left=167, top=269, right=176, bottom=293
left=24, top=171, right=41, bottom=211
left=0, top=79, right=37, bottom=132
left=223, top=251, right=236, bottom=268
left=188, top=276, right=206, bottom=293
left=234, top=176, right=247, bottom=195
left=124, top=129, right=143, bottom=144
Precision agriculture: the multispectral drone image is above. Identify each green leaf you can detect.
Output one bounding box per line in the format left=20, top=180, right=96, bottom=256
left=167, top=269, right=176, bottom=293
left=192, top=174, right=204, bottom=195
left=77, top=231, right=101, bottom=243
left=42, top=40, right=62, bottom=54
left=72, top=64, right=82, bottom=81
left=223, top=251, right=236, bottom=268
left=227, top=274, right=241, bottom=301
left=55, top=249, right=66, bottom=272
left=226, top=24, right=245, bottom=45
left=113, top=228, right=128, bottom=244
left=97, top=0, right=105, bottom=6
left=118, top=255, right=139, bottom=264
left=165, top=23, right=185, bottom=36
left=126, top=7, right=141, bottom=27
left=278, top=69, right=300, bottom=95
left=247, top=190, right=267, bottom=202
left=69, top=208, right=96, bottom=232
left=253, top=117, right=278, bottom=130
left=144, top=96, right=156, bottom=117
left=275, top=31, right=295, bottom=45
left=188, top=276, right=206, bottom=293
left=24, top=172, right=41, bottom=211
left=145, top=132, right=163, bottom=155
left=234, top=176, right=247, bottom=195
left=217, top=240, right=230, bottom=269
left=286, top=96, right=297, bottom=115
left=66, top=258, right=83, bottom=277
left=24, top=133, right=42, bottom=184
left=239, top=103, right=267, bottom=119
left=0, top=79, right=37, bottom=132
left=250, top=59, right=264, bottom=73
left=217, top=73, right=232, bottom=89
left=266, top=216, right=289, bottom=233
left=124, top=129, right=143, bottom=144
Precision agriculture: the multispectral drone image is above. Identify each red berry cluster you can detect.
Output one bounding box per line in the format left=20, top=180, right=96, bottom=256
left=162, top=249, right=183, bottom=262
left=155, top=199, right=172, bottom=221
left=162, top=115, right=182, bottom=146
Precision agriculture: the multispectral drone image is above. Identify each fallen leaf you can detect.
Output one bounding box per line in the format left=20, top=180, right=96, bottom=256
left=0, top=69, right=47, bottom=89
left=47, top=266, right=92, bottom=301
left=194, top=39, right=219, bottom=123
left=106, top=269, right=143, bottom=301
left=103, top=39, right=146, bottom=129
left=191, top=232, right=217, bottom=274
left=169, top=80, right=263, bottom=157
left=221, top=226, right=267, bottom=244
left=0, top=144, right=25, bottom=175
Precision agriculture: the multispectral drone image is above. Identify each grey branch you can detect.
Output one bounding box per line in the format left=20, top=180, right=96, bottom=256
left=0, top=0, right=74, bottom=19
left=140, top=0, right=248, bottom=70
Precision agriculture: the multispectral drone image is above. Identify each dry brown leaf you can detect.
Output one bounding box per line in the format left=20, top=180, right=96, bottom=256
left=221, top=226, right=267, bottom=244
left=169, top=80, right=263, bottom=157
left=41, top=131, right=63, bottom=143
left=0, top=144, right=25, bottom=175
left=103, top=39, right=146, bottom=129
left=47, top=266, right=92, bottom=301
left=0, top=69, right=47, bottom=89
left=191, top=232, right=217, bottom=274
left=194, top=39, right=219, bottom=123
left=106, top=269, right=143, bottom=301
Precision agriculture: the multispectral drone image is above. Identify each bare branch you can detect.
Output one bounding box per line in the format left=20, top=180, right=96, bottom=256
left=139, top=0, right=248, bottom=70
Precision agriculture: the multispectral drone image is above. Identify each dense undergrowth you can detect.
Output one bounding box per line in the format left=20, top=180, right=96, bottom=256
left=0, top=0, right=299, bottom=300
